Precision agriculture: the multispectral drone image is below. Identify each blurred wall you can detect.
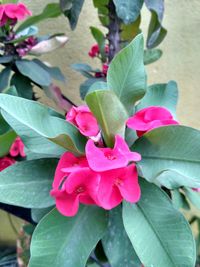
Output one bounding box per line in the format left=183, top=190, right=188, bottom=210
left=23, top=0, right=200, bottom=129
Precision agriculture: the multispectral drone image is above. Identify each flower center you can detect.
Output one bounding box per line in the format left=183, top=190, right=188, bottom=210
left=104, top=152, right=117, bottom=160
left=75, top=186, right=85, bottom=194
left=115, top=178, right=123, bottom=186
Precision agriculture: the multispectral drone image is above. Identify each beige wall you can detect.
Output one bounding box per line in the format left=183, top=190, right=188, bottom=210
left=23, top=0, right=200, bottom=129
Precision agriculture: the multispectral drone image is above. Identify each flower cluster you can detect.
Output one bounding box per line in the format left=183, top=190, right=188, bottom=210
left=0, top=2, right=31, bottom=26
left=51, top=105, right=178, bottom=216
left=51, top=135, right=141, bottom=216
left=0, top=137, right=25, bottom=172
left=88, top=44, right=109, bottom=77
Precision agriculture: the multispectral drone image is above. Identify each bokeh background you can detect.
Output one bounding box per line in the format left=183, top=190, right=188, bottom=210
left=1, top=0, right=200, bottom=245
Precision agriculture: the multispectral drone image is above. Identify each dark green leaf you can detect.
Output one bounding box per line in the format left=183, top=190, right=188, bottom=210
left=11, top=73, right=33, bottom=99
left=102, top=206, right=141, bottom=267
left=113, top=0, right=144, bottom=24
left=0, top=158, right=57, bottom=208
left=107, top=34, right=147, bottom=114
left=29, top=207, right=108, bottom=267
left=16, top=3, right=62, bottom=33
left=132, top=126, right=200, bottom=183
left=71, top=63, right=94, bottom=78
left=90, top=26, right=106, bottom=61
left=31, top=207, right=54, bottom=223
left=123, top=179, right=196, bottom=267
left=145, top=0, right=167, bottom=48
left=144, top=48, right=162, bottom=64
left=0, top=55, right=14, bottom=64
left=86, top=90, right=128, bottom=147
left=33, top=59, right=66, bottom=83
left=15, top=59, right=52, bottom=86
left=137, top=81, right=178, bottom=117
left=184, top=188, right=200, bottom=210
left=171, top=189, right=190, bottom=210
left=0, top=67, right=11, bottom=92
left=61, top=0, right=85, bottom=30
left=93, top=0, right=109, bottom=26
left=0, top=94, right=86, bottom=154
left=80, top=78, right=105, bottom=100
left=121, top=16, right=141, bottom=41
left=0, top=130, right=17, bottom=157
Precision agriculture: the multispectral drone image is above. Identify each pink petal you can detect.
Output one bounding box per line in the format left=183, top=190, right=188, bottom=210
left=61, top=156, right=88, bottom=173
left=86, top=135, right=141, bottom=172
left=75, top=112, right=99, bottom=137
left=117, top=164, right=141, bottom=203
left=97, top=171, right=122, bottom=209
left=53, top=190, right=80, bottom=217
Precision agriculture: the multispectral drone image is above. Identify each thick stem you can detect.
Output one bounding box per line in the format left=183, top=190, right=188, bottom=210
left=107, top=0, right=121, bottom=63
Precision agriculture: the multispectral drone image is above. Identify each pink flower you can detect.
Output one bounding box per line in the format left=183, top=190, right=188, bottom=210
left=127, top=106, right=179, bottom=137
left=52, top=151, right=88, bottom=189
left=0, top=3, right=32, bottom=25
left=10, top=137, right=26, bottom=158
left=86, top=135, right=141, bottom=172
left=97, top=164, right=140, bottom=209
left=0, top=157, right=15, bottom=171
left=88, top=44, right=99, bottom=58
left=66, top=105, right=99, bottom=137
left=102, top=63, right=109, bottom=76
left=192, top=188, right=200, bottom=192
left=51, top=168, right=100, bottom=216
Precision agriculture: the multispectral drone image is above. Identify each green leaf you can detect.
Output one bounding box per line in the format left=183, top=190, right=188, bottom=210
left=0, top=55, right=14, bottom=64
left=123, top=179, right=196, bottom=267
left=0, top=113, right=10, bottom=135
left=16, top=3, right=62, bottom=33
left=145, top=0, right=167, bottom=48
left=113, top=0, right=144, bottom=24
left=15, top=59, right=52, bottom=86
left=71, top=63, right=94, bottom=78
left=184, top=188, right=200, bottom=210
left=156, top=170, right=200, bottom=189
left=0, top=158, right=57, bottom=208
left=6, top=26, right=38, bottom=44
left=171, top=189, right=190, bottom=210
left=0, top=67, right=11, bottom=92
left=11, top=73, right=33, bottom=99
left=144, top=48, right=162, bottom=64
left=137, top=81, right=178, bottom=117
left=88, top=81, right=108, bottom=94
left=90, top=26, right=106, bottom=61
left=0, top=94, right=86, bottom=154
left=132, top=126, right=200, bottom=183
left=80, top=78, right=105, bottom=100
left=61, top=0, right=85, bottom=30
left=93, top=0, right=109, bottom=26
left=102, top=206, right=141, bottom=267
left=33, top=59, right=66, bottom=83
left=31, top=207, right=54, bottom=223
left=121, top=16, right=141, bottom=41
left=86, top=90, right=128, bottom=147
left=0, top=130, right=17, bottom=157
left=29, top=206, right=108, bottom=267
left=107, top=34, right=147, bottom=114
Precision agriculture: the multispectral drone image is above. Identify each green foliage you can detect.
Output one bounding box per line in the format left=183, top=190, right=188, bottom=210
left=133, top=126, right=200, bottom=186
left=31, top=207, right=54, bottom=223
left=144, top=48, right=163, bottom=64
left=29, top=207, right=108, bottom=267
left=107, top=34, right=146, bottom=114
left=137, top=81, right=178, bottom=117
left=11, top=73, right=33, bottom=100
left=123, top=179, right=196, bottom=267
left=0, top=159, right=57, bottom=208
left=145, top=0, right=167, bottom=48
left=60, top=0, right=85, bottom=30
left=184, top=188, right=200, bottom=211
left=90, top=26, right=106, bottom=61
left=0, top=130, right=16, bottom=157
left=86, top=90, right=128, bottom=147
left=15, top=59, right=52, bottom=87
left=171, top=189, right=190, bottom=210
left=16, top=3, right=62, bottom=33
left=0, top=67, right=11, bottom=92
left=102, top=206, right=141, bottom=267
left=113, top=0, right=144, bottom=24
left=0, top=94, right=86, bottom=154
